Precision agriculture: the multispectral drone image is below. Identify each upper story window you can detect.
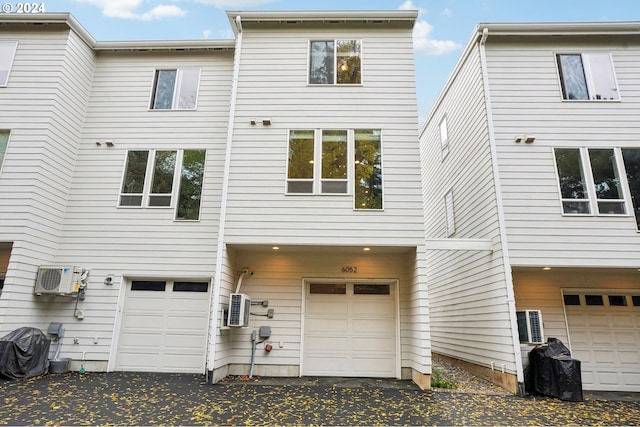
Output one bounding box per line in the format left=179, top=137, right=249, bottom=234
left=439, top=116, right=449, bottom=159
left=0, top=130, right=9, bottom=171
left=287, top=128, right=382, bottom=210
left=0, top=41, right=17, bottom=87
left=554, top=147, right=627, bottom=216
left=621, top=148, right=640, bottom=231
left=309, top=40, right=361, bottom=85
left=119, top=149, right=206, bottom=220
left=150, top=68, right=200, bottom=110
left=556, top=53, right=619, bottom=101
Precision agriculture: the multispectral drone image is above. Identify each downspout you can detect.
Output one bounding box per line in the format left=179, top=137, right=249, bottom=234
left=206, top=15, right=243, bottom=383
left=478, top=27, right=525, bottom=395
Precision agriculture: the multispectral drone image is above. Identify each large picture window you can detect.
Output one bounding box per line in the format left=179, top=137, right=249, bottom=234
left=150, top=68, right=200, bottom=110
left=119, top=149, right=206, bottom=220
left=556, top=53, right=619, bottom=101
left=0, top=41, right=17, bottom=87
left=287, top=129, right=383, bottom=210
left=309, top=40, right=361, bottom=85
left=554, top=147, right=627, bottom=216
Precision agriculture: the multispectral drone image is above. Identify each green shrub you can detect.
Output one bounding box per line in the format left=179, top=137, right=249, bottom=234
left=431, top=368, right=457, bottom=389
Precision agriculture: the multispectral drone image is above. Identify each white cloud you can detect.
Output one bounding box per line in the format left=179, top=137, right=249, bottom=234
left=76, top=0, right=186, bottom=20
left=398, top=0, right=427, bottom=16
left=203, top=29, right=213, bottom=39
left=412, top=20, right=460, bottom=56
left=192, top=0, right=276, bottom=7
left=441, top=8, right=453, bottom=17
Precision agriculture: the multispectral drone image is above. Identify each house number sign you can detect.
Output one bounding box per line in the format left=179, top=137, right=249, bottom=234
left=341, top=266, right=358, bottom=273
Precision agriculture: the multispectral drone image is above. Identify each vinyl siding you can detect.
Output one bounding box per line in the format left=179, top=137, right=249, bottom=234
left=0, top=25, right=95, bottom=333
left=225, top=23, right=424, bottom=247
left=486, top=36, right=640, bottom=267
left=41, top=49, right=233, bottom=363
left=222, top=247, right=419, bottom=376
left=512, top=267, right=640, bottom=369
left=420, top=44, right=518, bottom=372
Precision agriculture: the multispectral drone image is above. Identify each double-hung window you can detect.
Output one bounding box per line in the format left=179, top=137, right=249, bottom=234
left=554, top=147, right=627, bottom=215
left=556, top=53, right=619, bottom=101
left=309, top=40, right=361, bottom=85
left=150, top=68, right=200, bottom=110
left=119, top=149, right=206, bottom=220
left=287, top=128, right=382, bottom=209
left=0, top=41, right=17, bottom=87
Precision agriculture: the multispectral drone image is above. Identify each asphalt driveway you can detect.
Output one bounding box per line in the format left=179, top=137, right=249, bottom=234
left=1, top=372, right=639, bottom=426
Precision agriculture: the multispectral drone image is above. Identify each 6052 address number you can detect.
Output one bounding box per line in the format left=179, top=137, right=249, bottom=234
left=341, top=266, right=358, bottom=273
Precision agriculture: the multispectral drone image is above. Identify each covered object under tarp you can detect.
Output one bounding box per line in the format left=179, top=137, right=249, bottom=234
left=528, top=338, right=583, bottom=401
left=0, top=327, right=50, bottom=379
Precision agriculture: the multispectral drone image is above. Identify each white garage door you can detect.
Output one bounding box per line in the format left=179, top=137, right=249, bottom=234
left=303, top=282, right=398, bottom=378
left=564, top=291, right=640, bottom=391
left=116, top=280, right=211, bottom=373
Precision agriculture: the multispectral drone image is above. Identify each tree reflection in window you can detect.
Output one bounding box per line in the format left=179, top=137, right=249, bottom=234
left=175, top=149, right=205, bottom=221
left=354, top=129, right=382, bottom=209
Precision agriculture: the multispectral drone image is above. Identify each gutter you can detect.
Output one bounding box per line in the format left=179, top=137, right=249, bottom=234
left=206, top=15, right=243, bottom=382
left=478, top=27, right=525, bottom=395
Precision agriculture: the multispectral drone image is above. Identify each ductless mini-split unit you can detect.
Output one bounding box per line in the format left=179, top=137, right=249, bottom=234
left=227, top=293, right=251, bottom=327
left=34, top=265, right=88, bottom=297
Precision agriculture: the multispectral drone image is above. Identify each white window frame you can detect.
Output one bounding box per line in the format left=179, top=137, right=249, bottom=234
left=286, top=129, right=352, bottom=196
left=149, top=68, right=201, bottom=110
left=555, top=52, right=620, bottom=101
left=118, top=149, right=206, bottom=221
left=307, top=39, right=363, bottom=86
left=439, top=116, right=449, bottom=159
left=0, top=41, right=17, bottom=87
left=553, top=147, right=631, bottom=217
left=0, top=130, right=10, bottom=173
left=444, top=190, right=455, bottom=236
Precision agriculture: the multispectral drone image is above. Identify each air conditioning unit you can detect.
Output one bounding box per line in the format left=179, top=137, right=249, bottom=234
left=516, top=310, right=544, bottom=344
left=227, top=293, right=251, bottom=327
left=34, top=265, right=86, bottom=296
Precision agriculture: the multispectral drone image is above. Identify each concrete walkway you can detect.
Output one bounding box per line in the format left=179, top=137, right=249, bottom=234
left=1, top=372, right=639, bottom=426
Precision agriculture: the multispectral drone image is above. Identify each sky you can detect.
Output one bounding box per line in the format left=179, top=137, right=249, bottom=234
left=39, top=0, right=640, bottom=120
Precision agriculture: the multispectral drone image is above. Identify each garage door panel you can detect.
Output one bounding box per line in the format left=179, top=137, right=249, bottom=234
left=304, top=282, right=397, bottom=378
left=116, top=280, right=210, bottom=373
left=306, top=318, right=348, bottom=334
left=565, top=295, right=640, bottom=392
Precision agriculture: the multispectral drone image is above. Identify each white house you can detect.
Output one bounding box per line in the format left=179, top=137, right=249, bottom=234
left=420, top=22, right=640, bottom=393
left=0, top=11, right=433, bottom=389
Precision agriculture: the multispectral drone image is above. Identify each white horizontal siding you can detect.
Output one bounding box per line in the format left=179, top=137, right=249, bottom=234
left=420, top=44, right=518, bottom=372
left=0, top=26, right=96, bottom=334
left=220, top=247, right=420, bottom=374
left=225, top=24, right=424, bottom=247
left=487, top=37, right=640, bottom=267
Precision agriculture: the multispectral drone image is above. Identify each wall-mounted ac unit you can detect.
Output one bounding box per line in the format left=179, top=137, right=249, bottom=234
left=34, top=265, right=85, bottom=296
left=227, top=293, right=251, bottom=327
left=516, top=310, right=544, bottom=344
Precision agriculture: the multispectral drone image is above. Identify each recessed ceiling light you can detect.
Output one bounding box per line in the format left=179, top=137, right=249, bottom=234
left=542, top=267, right=551, bottom=271
left=363, top=247, right=371, bottom=251
left=272, top=246, right=279, bottom=250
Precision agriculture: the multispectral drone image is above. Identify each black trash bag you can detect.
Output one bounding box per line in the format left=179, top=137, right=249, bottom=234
left=528, top=337, right=583, bottom=401
left=0, top=327, right=51, bottom=379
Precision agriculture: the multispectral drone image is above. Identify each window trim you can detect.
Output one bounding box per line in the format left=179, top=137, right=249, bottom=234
left=149, top=68, right=201, bottom=110
left=0, top=41, right=17, bottom=87
left=285, top=128, right=384, bottom=210
left=555, top=52, right=621, bottom=102
left=307, top=39, right=363, bottom=86
left=553, top=146, right=631, bottom=217
left=118, top=148, right=206, bottom=221
left=439, top=115, right=449, bottom=159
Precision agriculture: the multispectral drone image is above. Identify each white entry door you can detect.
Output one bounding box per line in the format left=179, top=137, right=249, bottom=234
left=303, top=282, right=398, bottom=378
left=564, top=291, right=640, bottom=391
left=116, top=280, right=211, bottom=373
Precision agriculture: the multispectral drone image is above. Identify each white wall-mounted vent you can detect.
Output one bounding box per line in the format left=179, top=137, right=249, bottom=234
left=34, top=265, right=86, bottom=296
left=227, top=293, right=251, bottom=327
left=516, top=310, right=544, bottom=344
